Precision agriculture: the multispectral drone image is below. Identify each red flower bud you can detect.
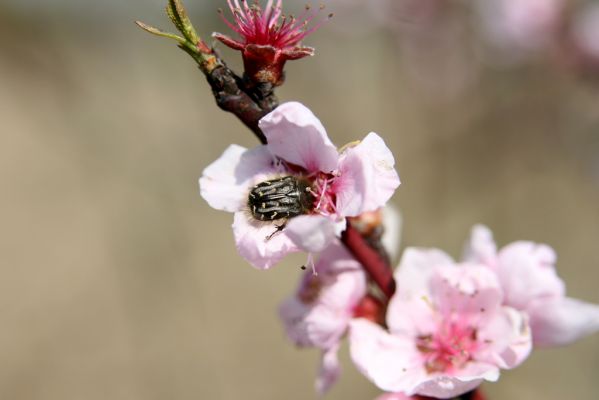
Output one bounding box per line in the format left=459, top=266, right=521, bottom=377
left=214, top=0, right=330, bottom=85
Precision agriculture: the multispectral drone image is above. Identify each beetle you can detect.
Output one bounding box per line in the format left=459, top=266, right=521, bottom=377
left=248, top=176, right=315, bottom=222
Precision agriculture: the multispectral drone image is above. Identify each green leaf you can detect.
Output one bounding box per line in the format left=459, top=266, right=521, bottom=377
left=135, top=21, right=186, bottom=44
left=167, top=0, right=199, bottom=45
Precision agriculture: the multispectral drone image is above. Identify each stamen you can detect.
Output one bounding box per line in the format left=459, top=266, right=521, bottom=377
left=216, top=0, right=326, bottom=50
left=306, top=252, right=317, bottom=275
left=315, top=178, right=327, bottom=210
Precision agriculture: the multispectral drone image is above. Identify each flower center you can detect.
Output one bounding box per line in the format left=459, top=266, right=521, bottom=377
left=416, top=321, right=478, bottom=374
left=308, top=172, right=337, bottom=216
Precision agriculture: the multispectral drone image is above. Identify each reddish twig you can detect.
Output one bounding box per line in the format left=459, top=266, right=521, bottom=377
left=137, top=0, right=277, bottom=145
left=341, top=222, right=396, bottom=299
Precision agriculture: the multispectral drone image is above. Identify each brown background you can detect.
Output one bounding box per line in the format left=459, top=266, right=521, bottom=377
left=1, top=1, right=598, bottom=399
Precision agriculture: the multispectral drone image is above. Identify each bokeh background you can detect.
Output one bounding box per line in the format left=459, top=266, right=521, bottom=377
left=1, top=0, right=599, bottom=399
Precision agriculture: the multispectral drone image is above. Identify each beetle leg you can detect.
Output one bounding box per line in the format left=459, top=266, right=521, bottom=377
left=265, top=222, right=287, bottom=241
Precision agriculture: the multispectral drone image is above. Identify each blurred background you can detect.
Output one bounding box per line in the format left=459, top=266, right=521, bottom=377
left=1, top=0, right=599, bottom=399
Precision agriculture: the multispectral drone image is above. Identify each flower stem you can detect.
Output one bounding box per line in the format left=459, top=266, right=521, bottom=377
left=137, top=0, right=277, bottom=144
left=341, top=222, right=396, bottom=299
left=204, top=64, right=272, bottom=144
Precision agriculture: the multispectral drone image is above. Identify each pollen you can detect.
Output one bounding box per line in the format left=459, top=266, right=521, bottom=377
left=416, top=321, right=479, bottom=374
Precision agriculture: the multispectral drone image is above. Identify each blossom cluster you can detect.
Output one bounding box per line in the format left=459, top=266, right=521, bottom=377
left=156, top=0, right=599, bottom=398
left=199, top=98, right=599, bottom=398
left=326, top=0, right=599, bottom=100
left=349, top=225, right=599, bottom=398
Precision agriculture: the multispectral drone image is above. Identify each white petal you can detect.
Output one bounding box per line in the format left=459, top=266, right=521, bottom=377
left=232, top=212, right=299, bottom=269
left=285, top=215, right=337, bottom=253
left=199, top=145, right=275, bottom=212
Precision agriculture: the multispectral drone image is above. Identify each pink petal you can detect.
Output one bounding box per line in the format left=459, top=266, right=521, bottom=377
left=212, top=32, right=245, bottom=50
left=496, top=241, right=564, bottom=309
left=279, top=243, right=366, bottom=348
left=285, top=215, right=337, bottom=253
left=316, top=344, right=341, bottom=395
left=476, top=0, right=564, bottom=52
left=278, top=299, right=348, bottom=348
left=318, top=267, right=366, bottom=312
left=316, top=240, right=363, bottom=275
left=477, top=306, right=532, bottom=369
left=335, top=133, right=400, bottom=217
left=232, top=211, right=299, bottom=269
left=462, top=224, right=498, bottom=267
left=259, top=102, right=339, bottom=173
left=386, top=295, right=437, bottom=338
left=572, top=3, right=599, bottom=61
left=315, top=244, right=367, bottom=309
left=349, top=319, right=424, bottom=393
left=457, top=362, right=501, bottom=382
left=429, top=265, right=504, bottom=317
left=528, top=297, right=599, bottom=347
left=411, top=375, right=485, bottom=399
left=199, top=144, right=276, bottom=212
left=387, top=248, right=454, bottom=334
left=392, top=247, right=455, bottom=301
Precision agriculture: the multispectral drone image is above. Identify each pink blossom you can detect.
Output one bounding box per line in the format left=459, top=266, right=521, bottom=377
left=213, top=0, right=330, bottom=84
left=350, top=248, right=531, bottom=399
left=476, top=0, right=565, bottom=56
left=571, top=3, right=599, bottom=64
left=199, top=102, right=400, bottom=269
left=324, top=0, right=389, bottom=36
left=278, top=243, right=367, bottom=394
left=464, top=225, right=599, bottom=347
